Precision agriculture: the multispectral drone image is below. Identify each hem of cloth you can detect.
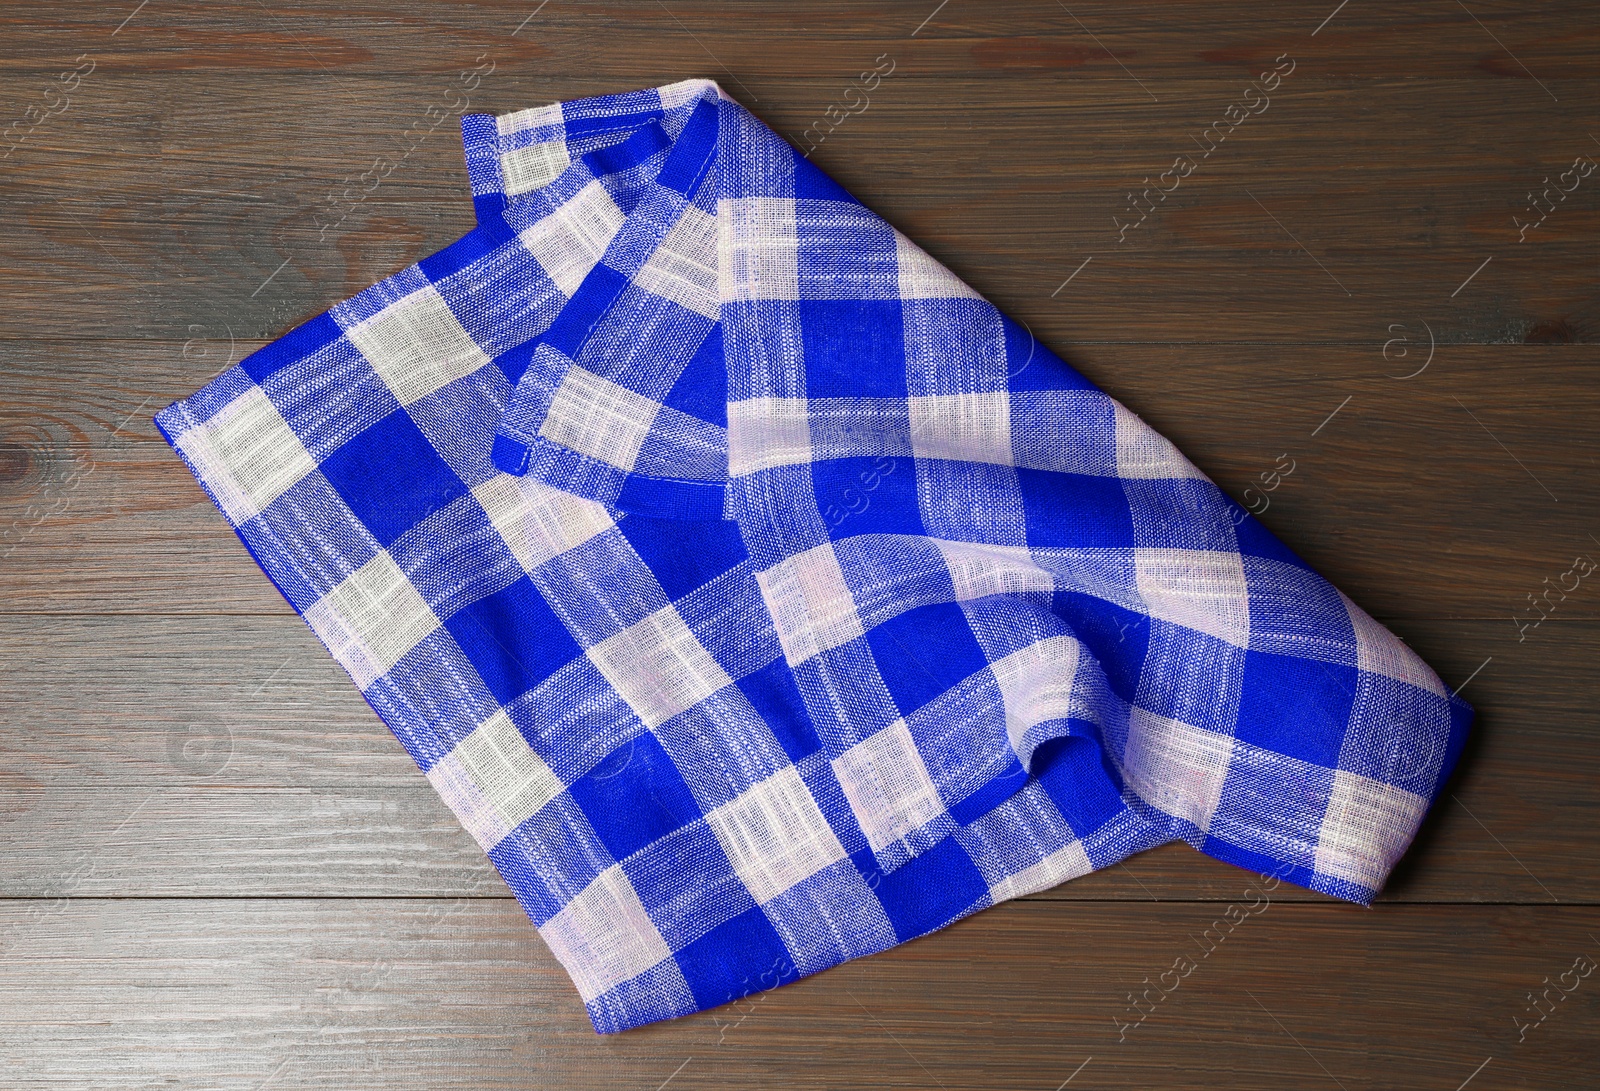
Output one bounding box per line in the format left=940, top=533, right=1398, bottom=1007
left=491, top=429, right=729, bottom=521
left=486, top=93, right=728, bottom=521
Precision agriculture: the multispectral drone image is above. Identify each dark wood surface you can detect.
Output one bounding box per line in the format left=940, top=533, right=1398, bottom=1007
left=2, top=2, right=1596, bottom=1087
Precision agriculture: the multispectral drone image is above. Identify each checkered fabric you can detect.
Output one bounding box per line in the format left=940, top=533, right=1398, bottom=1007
left=157, top=78, right=1473, bottom=1035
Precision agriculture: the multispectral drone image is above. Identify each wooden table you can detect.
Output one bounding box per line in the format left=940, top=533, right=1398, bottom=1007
left=2, top=2, right=1596, bottom=1087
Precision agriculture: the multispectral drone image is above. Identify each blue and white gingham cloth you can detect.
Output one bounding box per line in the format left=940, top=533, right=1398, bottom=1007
left=157, top=78, right=1473, bottom=1034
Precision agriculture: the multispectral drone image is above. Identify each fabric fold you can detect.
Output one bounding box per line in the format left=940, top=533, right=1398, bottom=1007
left=483, top=88, right=1050, bottom=869
left=490, top=94, right=728, bottom=521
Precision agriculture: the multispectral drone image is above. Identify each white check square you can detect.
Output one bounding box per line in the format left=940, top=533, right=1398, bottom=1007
left=425, top=752, right=512, bottom=851
left=588, top=605, right=734, bottom=728
left=1122, top=707, right=1234, bottom=832
left=908, top=392, right=1014, bottom=466
left=633, top=203, right=720, bottom=320
left=539, top=865, right=672, bottom=1003
left=1113, top=401, right=1206, bottom=479
left=728, top=397, right=812, bottom=476
left=988, top=840, right=1093, bottom=902
left=454, top=709, right=564, bottom=829
left=345, top=285, right=492, bottom=407
left=304, top=551, right=440, bottom=688
left=1342, top=591, right=1447, bottom=696
left=832, top=719, right=945, bottom=855
left=518, top=178, right=626, bottom=296
left=989, top=635, right=1082, bottom=754
left=895, top=231, right=982, bottom=300
left=706, top=766, right=846, bottom=904
left=539, top=365, right=662, bottom=473
left=1315, top=770, right=1426, bottom=889
left=755, top=542, right=864, bottom=667
left=721, top=197, right=799, bottom=301
left=1135, top=548, right=1252, bottom=649
left=502, top=140, right=571, bottom=196
left=933, top=540, right=1054, bottom=603
left=178, top=387, right=316, bottom=524
left=474, top=474, right=615, bottom=574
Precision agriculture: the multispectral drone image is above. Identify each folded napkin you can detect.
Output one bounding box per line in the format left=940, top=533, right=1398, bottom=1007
left=157, top=78, right=1472, bottom=1034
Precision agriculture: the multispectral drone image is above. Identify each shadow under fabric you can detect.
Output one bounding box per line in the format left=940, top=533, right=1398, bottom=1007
left=155, top=78, right=1473, bottom=1034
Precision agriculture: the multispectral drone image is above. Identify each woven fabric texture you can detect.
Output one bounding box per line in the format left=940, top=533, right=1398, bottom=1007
left=156, top=78, right=1473, bottom=1034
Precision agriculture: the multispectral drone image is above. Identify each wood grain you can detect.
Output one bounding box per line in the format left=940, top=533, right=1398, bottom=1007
left=2, top=1, right=1598, bottom=1086
left=1, top=899, right=1596, bottom=1090
left=1, top=0, right=1596, bottom=81
left=4, top=73, right=1598, bottom=342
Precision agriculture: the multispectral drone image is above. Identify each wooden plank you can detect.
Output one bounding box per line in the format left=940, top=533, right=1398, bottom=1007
left=4, top=341, right=1594, bottom=617
left=0, top=784, right=493, bottom=898
left=2, top=75, right=1597, bottom=341
left=0, top=897, right=1594, bottom=1088
left=1, top=0, right=1596, bottom=80
left=1, top=618, right=1594, bottom=902
left=0, top=613, right=393, bottom=783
